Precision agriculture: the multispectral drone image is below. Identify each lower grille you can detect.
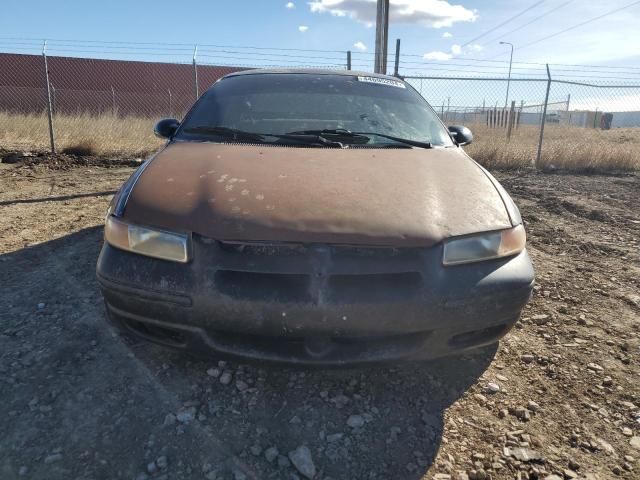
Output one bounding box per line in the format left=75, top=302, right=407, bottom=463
left=214, top=270, right=312, bottom=302
left=327, top=272, right=422, bottom=303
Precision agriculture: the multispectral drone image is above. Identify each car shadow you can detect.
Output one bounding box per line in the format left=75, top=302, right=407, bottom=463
left=1, top=226, right=496, bottom=480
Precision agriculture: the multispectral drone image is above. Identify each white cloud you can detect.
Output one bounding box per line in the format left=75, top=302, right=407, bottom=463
left=423, top=43, right=484, bottom=62
left=286, top=2, right=295, bottom=8
left=353, top=41, right=367, bottom=51
left=465, top=43, right=483, bottom=53
left=309, top=0, right=477, bottom=28
left=423, top=51, right=453, bottom=61
left=442, top=32, right=453, bottom=38
left=298, top=25, right=309, bottom=32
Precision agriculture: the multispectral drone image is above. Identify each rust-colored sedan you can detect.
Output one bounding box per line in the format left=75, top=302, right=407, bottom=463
left=97, top=69, right=534, bottom=365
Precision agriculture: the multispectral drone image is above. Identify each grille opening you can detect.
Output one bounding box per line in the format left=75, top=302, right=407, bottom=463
left=215, top=270, right=312, bottom=302
left=218, top=241, right=308, bottom=257
left=448, top=324, right=508, bottom=349
left=327, top=272, right=422, bottom=302
left=122, top=318, right=186, bottom=347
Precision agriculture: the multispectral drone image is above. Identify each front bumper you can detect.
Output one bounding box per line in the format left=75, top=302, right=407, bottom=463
left=96, top=237, right=534, bottom=365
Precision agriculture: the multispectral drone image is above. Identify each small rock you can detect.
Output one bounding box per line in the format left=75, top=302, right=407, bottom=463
left=587, top=363, right=604, bottom=372
left=527, top=400, right=540, bottom=412
left=147, top=461, right=158, bottom=474
left=264, top=447, right=279, bottom=463
left=612, top=465, right=622, bottom=475
left=473, top=393, right=487, bottom=405
left=277, top=455, right=290, bottom=468
left=250, top=445, right=262, bottom=456
left=504, top=447, right=543, bottom=462
left=163, top=413, right=176, bottom=426
left=288, top=446, right=316, bottom=479
left=532, top=314, right=549, bottom=325
left=483, top=383, right=500, bottom=394
left=233, top=469, right=247, bottom=480
left=347, top=414, right=365, bottom=428
left=236, top=380, right=248, bottom=392
left=176, top=406, right=196, bottom=423
left=44, top=453, right=63, bottom=464
left=630, top=436, right=640, bottom=450
left=219, top=371, right=232, bottom=385
left=622, top=427, right=633, bottom=437
left=37, top=302, right=46, bottom=309
left=207, top=368, right=221, bottom=378
left=568, top=458, right=580, bottom=470
left=543, top=476, right=563, bottom=480
left=596, top=438, right=615, bottom=455
left=513, top=407, right=530, bottom=422
left=156, top=456, right=168, bottom=470
left=521, top=354, right=535, bottom=363
left=18, top=466, right=28, bottom=476
left=563, top=469, right=578, bottom=479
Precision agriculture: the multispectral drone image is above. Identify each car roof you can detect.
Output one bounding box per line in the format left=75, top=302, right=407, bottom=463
left=221, top=68, right=404, bottom=82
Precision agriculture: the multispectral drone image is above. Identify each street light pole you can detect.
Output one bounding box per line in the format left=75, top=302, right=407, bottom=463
left=500, top=41, right=514, bottom=108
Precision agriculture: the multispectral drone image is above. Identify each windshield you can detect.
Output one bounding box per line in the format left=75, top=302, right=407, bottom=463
left=176, top=73, right=454, bottom=147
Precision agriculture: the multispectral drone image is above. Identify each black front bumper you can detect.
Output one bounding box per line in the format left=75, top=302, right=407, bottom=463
left=96, top=238, right=534, bottom=365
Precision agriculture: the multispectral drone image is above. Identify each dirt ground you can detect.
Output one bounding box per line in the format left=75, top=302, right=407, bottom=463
left=1, top=155, right=639, bottom=480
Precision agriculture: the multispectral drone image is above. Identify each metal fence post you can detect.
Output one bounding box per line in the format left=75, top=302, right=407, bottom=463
left=506, top=100, right=516, bottom=141
left=393, top=38, right=400, bottom=77
left=42, top=41, right=56, bottom=153
left=346, top=50, right=351, bottom=70
left=50, top=84, right=56, bottom=115
left=535, top=64, right=552, bottom=168
left=192, top=45, right=199, bottom=100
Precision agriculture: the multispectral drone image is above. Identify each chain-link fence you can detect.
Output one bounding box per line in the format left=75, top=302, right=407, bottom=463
left=406, top=75, right=640, bottom=170
left=1, top=45, right=639, bottom=170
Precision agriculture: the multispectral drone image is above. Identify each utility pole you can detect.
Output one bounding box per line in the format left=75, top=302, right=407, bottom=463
left=500, top=41, right=514, bottom=108
left=374, top=0, right=389, bottom=74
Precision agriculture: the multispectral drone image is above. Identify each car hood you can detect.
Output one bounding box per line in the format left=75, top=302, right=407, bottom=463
left=123, top=142, right=512, bottom=247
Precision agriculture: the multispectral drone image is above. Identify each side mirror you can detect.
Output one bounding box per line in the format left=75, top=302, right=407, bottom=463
left=448, top=125, right=473, bottom=146
left=154, top=118, right=180, bottom=139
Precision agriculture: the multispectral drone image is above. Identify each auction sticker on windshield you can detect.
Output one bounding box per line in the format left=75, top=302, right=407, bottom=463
left=357, top=76, right=406, bottom=88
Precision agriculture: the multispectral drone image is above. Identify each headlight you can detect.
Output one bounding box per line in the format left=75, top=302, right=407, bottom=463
left=104, top=216, right=191, bottom=263
left=443, top=225, right=526, bottom=266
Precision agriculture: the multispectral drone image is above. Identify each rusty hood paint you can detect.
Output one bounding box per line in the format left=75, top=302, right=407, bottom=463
left=122, top=142, right=512, bottom=247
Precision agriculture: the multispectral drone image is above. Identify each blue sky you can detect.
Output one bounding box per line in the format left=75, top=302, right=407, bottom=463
left=1, top=0, right=640, bottom=74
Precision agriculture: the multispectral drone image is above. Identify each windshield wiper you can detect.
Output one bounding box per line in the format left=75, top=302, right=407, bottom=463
left=181, top=126, right=342, bottom=147
left=182, top=126, right=267, bottom=142
left=285, top=129, right=433, bottom=149
left=352, top=132, right=433, bottom=149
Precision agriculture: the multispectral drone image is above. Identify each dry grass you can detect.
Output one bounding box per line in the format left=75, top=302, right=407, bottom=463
left=1, top=111, right=639, bottom=170
left=466, top=123, right=640, bottom=171
left=0, top=111, right=162, bottom=157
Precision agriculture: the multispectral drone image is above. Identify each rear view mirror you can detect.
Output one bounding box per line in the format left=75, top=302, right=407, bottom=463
left=448, top=125, right=473, bottom=146
left=154, top=118, right=180, bottom=139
